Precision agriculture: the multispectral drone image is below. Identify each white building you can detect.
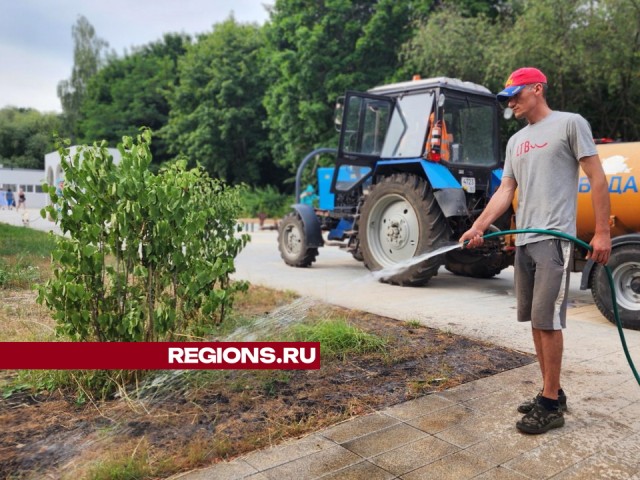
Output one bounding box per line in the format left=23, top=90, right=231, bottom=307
left=0, top=167, right=48, bottom=209
left=0, top=146, right=122, bottom=209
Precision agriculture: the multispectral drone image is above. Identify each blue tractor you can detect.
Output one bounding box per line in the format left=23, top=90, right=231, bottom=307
left=277, top=77, right=512, bottom=285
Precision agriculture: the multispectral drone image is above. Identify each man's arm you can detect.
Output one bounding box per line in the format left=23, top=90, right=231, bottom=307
left=580, top=154, right=611, bottom=264
left=459, top=176, right=517, bottom=248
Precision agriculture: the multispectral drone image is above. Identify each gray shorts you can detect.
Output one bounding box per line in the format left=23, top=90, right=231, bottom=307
left=514, top=239, right=573, bottom=330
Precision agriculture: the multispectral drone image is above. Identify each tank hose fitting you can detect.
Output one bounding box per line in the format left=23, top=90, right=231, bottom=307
left=472, top=228, right=640, bottom=386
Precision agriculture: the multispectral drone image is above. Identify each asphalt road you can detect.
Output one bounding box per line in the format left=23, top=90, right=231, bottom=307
left=232, top=229, right=639, bottom=363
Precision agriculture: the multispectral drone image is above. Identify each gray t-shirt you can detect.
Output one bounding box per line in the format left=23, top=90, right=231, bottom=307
left=503, top=111, right=597, bottom=246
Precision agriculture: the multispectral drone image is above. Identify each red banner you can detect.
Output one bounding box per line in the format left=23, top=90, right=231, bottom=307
left=0, top=342, right=321, bottom=370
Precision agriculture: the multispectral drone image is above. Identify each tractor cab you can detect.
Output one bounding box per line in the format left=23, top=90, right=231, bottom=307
left=330, top=77, right=502, bottom=216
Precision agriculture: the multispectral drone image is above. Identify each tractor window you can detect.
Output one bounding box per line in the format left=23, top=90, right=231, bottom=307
left=381, top=92, right=435, bottom=159
left=341, top=96, right=393, bottom=156
left=441, top=96, right=499, bottom=166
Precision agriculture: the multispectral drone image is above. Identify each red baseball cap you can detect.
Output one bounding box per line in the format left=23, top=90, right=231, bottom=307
left=496, top=67, right=547, bottom=102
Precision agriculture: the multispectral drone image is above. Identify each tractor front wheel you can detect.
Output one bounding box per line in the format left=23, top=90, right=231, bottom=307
left=278, top=211, right=319, bottom=267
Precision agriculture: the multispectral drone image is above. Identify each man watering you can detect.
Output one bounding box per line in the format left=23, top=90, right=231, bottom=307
left=460, top=67, right=611, bottom=434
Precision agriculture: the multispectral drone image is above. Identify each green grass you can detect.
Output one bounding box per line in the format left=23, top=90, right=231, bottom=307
left=179, top=315, right=388, bottom=396
left=405, top=319, right=422, bottom=328
left=0, top=257, right=45, bottom=288
left=0, top=223, right=56, bottom=288
left=0, top=222, right=57, bottom=258
left=85, top=444, right=152, bottom=480
left=288, top=317, right=387, bottom=359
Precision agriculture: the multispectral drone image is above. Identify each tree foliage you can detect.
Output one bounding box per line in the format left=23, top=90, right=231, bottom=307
left=78, top=34, right=189, bottom=166
left=162, top=18, right=284, bottom=185
left=401, top=4, right=504, bottom=87
left=57, top=15, right=112, bottom=142
left=0, top=108, right=61, bottom=169
left=447, top=0, right=512, bottom=18
left=38, top=131, right=249, bottom=342
left=263, top=0, right=430, bottom=172
left=509, top=0, right=640, bottom=140
left=588, top=0, right=640, bottom=140
left=405, top=0, right=640, bottom=140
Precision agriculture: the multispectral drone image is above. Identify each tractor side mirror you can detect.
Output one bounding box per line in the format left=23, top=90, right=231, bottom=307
left=334, top=97, right=345, bottom=131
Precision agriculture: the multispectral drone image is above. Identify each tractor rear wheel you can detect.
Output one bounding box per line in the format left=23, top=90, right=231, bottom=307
left=278, top=211, right=319, bottom=267
left=445, top=228, right=510, bottom=278
left=359, top=174, right=450, bottom=286
left=591, top=244, right=640, bottom=330
left=444, top=247, right=509, bottom=278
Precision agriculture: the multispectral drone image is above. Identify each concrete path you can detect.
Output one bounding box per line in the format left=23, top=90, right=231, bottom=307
left=3, top=214, right=639, bottom=479
left=0, top=207, right=62, bottom=235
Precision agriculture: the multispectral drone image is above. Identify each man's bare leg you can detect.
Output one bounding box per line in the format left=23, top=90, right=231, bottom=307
left=534, top=328, right=563, bottom=400
left=532, top=328, right=546, bottom=384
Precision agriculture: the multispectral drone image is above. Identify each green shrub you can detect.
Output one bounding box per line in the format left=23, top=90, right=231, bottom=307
left=239, top=185, right=293, bottom=219
left=38, top=130, right=249, bottom=342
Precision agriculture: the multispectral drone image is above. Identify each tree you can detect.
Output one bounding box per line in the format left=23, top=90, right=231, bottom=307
left=162, top=18, right=284, bottom=186
left=400, top=0, right=640, bottom=142
left=78, top=34, right=189, bottom=166
left=400, top=4, right=504, bottom=88
left=582, top=0, right=640, bottom=140
left=263, top=0, right=431, bottom=173
left=0, top=107, right=61, bottom=169
left=57, top=16, right=112, bottom=142
left=499, top=0, right=640, bottom=140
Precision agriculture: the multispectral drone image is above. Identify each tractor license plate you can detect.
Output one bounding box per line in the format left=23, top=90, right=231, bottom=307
left=461, top=177, right=476, bottom=193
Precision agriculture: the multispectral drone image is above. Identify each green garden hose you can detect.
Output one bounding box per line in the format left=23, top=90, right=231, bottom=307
left=477, top=228, right=640, bottom=386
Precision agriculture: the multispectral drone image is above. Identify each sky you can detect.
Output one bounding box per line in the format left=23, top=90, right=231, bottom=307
left=0, top=0, right=272, bottom=113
